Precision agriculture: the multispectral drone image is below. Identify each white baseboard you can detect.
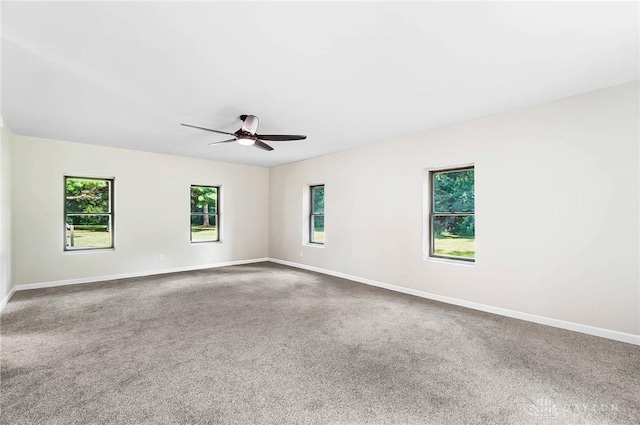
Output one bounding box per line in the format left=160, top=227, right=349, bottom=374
left=13, top=258, right=269, bottom=292
left=268, top=258, right=640, bottom=346
left=0, top=287, right=16, bottom=313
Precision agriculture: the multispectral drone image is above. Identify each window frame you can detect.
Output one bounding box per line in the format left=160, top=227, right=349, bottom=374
left=429, top=166, right=475, bottom=263
left=309, top=184, right=325, bottom=245
left=190, top=184, right=221, bottom=244
left=64, top=175, right=115, bottom=252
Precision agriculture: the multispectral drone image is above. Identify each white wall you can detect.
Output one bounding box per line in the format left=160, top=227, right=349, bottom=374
left=6, top=82, right=639, bottom=337
left=12, top=136, right=269, bottom=286
left=0, top=120, right=14, bottom=303
left=270, top=82, right=640, bottom=336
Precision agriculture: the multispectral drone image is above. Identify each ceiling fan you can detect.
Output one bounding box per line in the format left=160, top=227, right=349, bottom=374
left=181, top=115, right=306, bottom=151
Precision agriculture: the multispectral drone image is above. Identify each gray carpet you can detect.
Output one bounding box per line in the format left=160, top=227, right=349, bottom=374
left=1, top=262, right=638, bottom=424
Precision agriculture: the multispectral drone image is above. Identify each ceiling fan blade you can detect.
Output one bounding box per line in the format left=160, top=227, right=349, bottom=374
left=253, top=140, right=274, bottom=151
left=256, top=134, right=306, bottom=141
left=181, top=123, right=236, bottom=136
left=208, top=138, right=237, bottom=146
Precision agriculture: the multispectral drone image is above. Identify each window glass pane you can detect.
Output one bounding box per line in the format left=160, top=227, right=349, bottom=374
left=311, top=215, right=324, bottom=244
left=66, top=215, right=112, bottom=249
left=433, top=169, right=474, bottom=213
left=191, top=186, right=218, bottom=214
left=432, top=215, right=475, bottom=259
left=65, top=178, right=111, bottom=213
left=191, top=214, right=219, bottom=242
left=312, top=186, right=324, bottom=214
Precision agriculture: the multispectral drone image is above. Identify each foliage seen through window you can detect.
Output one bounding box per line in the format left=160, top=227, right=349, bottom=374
left=431, top=168, right=474, bottom=260
left=310, top=185, right=325, bottom=244
left=65, top=177, right=113, bottom=250
left=191, top=185, right=219, bottom=242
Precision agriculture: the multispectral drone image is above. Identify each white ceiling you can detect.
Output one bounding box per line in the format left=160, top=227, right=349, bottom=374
left=2, top=1, right=638, bottom=168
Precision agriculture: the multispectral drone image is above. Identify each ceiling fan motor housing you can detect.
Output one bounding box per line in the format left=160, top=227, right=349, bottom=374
left=241, top=115, right=259, bottom=134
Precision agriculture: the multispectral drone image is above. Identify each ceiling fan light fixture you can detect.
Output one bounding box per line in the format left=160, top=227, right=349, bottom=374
left=237, top=136, right=255, bottom=146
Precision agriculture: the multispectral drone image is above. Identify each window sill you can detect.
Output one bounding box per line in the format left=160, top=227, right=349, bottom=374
left=64, top=248, right=115, bottom=254
left=191, top=241, right=223, bottom=245
left=424, top=256, right=475, bottom=267
left=304, top=243, right=325, bottom=248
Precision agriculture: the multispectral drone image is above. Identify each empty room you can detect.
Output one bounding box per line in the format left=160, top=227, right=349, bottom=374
left=1, top=1, right=638, bottom=424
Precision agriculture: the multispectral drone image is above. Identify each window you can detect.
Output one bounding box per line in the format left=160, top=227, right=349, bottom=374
left=65, top=176, right=114, bottom=251
left=190, top=185, right=220, bottom=243
left=430, top=167, right=474, bottom=261
left=310, top=185, right=325, bottom=244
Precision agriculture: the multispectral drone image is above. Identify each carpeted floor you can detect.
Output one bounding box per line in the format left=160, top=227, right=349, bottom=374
left=1, top=262, right=638, bottom=424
